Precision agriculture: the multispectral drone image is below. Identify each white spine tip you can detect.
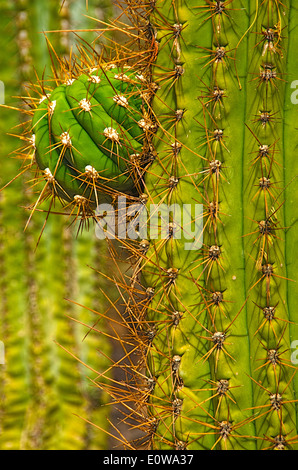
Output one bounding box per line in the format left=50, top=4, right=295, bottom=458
left=84, top=165, right=99, bottom=179
left=74, top=194, right=88, bottom=204
left=29, top=134, right=36, bottom=149
left=114, top=73, right=129, bottom=82
left=136, top=73, right=146, bottom=82
left=38, top=94, right=49, bottom=104
left=48, top=100, right=56, bottom=115
left=65, top=78, right=75, bottom=86
left=138, top=118, right=155, bottom=131
left=88, top=75, right=101, bottom=84
left=43, top=168, right=55, bottom=183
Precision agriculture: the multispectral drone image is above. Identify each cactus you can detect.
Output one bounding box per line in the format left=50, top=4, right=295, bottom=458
left=4, top=0, right=298, bottom=451
left=90, top=0, right=298, bottom=450
left=0, top=0, right=113, bottom=450
left=122, top=0, right=298, bottom=450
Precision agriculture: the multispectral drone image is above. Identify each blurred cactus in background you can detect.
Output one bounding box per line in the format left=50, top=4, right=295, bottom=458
left=0, top=0, right=114, bottom=450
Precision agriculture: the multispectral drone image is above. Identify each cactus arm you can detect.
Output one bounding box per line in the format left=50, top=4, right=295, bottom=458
left=141, top=0, right=257, bottom=450
left=32, top=65, right=149, bottom=203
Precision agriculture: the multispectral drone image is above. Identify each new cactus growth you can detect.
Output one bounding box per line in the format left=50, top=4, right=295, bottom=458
left=4, top=0, right=298, bottom=451
left=32, top=66, right=148, bottom=206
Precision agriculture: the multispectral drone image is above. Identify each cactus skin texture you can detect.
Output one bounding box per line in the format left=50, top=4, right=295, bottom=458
left=4, top=0, right=298, bottom=451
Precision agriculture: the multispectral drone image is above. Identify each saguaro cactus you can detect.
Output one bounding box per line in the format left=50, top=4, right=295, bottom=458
left=5, top=0, right=298, bottom=451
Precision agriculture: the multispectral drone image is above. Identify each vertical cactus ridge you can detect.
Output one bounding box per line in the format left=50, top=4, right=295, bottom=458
left=141, top=0, right=216, bottom=450
left=242, top=0, right=298, bottom=448
left=285, top=2, right=298, bottom=430
left=197, top=0, right=257, bottom=449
